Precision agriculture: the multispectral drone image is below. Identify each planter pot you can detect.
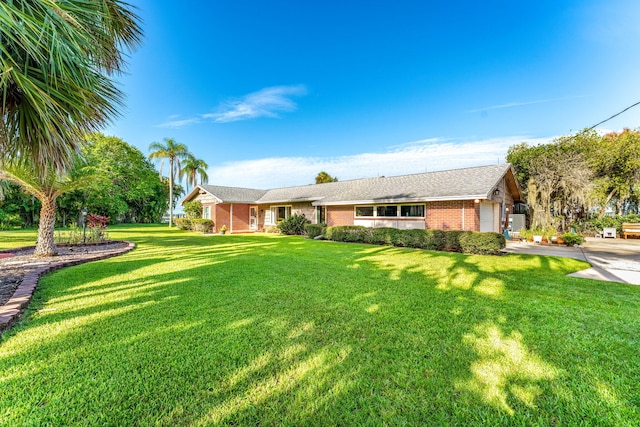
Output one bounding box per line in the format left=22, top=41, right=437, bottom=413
left=533, top=235, right=543, bottom=244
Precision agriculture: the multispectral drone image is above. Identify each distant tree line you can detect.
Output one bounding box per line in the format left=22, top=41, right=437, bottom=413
left=0, top=134, right=171, bottom=228
left=507, top=129, right=640, bottom=230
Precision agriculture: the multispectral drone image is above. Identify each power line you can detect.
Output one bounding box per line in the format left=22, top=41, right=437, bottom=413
left=584, top=100, right=640, bottom=132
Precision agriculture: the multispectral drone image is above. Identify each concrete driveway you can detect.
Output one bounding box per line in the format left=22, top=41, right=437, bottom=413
left=504, top=237, right=640, bottom=285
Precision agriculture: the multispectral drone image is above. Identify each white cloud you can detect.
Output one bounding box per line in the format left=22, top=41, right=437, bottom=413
left=157, top=117, right=202, bottom=128
left=207, top=136, right=553, bottom=189
left=204, top=85, right=307, bottom=123
left=468, top=95, right=591, bottom=113
left=156, top=85, right=307, bottom=128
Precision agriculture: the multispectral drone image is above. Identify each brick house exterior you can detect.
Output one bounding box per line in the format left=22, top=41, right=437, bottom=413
left=182, top=164, right=522, bottom=234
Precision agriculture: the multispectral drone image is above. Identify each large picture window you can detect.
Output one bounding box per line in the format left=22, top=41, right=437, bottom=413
left=355, top=206, right=374, bottom=217
left=354, top=204, right=425, bottom=218
left=401, top=205, right=424, bottom=217
left=376, top=205, right=398, bottom=217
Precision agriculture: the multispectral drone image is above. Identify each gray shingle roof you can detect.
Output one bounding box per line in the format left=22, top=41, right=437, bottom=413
left=185, top=164, right=518, bottom=205
left=197, top=185, right=268, bottom=203
left=258, top=164, right=515, bottom=205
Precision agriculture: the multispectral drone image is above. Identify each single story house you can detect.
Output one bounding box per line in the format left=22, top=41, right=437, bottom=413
left=181, top=163, right=522, bottom=234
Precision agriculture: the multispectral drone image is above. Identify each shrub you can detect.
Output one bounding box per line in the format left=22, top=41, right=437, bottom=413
left=393, top=229, right=444, bottom=250
left=458, top=232, right=505, bottom=255
left=278, top=214, right=310, bottom=235
left=191, top=218, right=214, bottom=233
left=443, top=230, right=469, bottom=252
left=325, top=226, right=367, bottom=242
left=305, top=223, right=326, bottom=239
left=0, top=211, right=22, bottom=230
left=572, top=214, right=640, bottom=236
left=183, top=201, right=203, bottom=219
left=174, top=218, right=192, bottom=230
left=561, top=232, right=585, bottom=246
left=263, top=225, right=280, bottom=234
left=363, top=227, right=400, bottom=245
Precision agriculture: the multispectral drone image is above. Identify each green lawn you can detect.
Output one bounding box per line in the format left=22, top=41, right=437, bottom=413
left=1, top=224, right=639, bottom=426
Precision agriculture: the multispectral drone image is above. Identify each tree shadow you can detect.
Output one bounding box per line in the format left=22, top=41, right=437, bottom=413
left=0, top=235, right=638, bottom=425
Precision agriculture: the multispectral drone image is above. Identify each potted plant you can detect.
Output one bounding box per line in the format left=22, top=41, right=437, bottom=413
left=219, top=225, right=227, bottom=235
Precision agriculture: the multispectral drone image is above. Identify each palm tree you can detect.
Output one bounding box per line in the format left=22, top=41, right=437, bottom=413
left=180, top=154, right=209, bottom=193
left=0, top=158, right=92, bottom=256
left=148, top=138, right=189, bottom=227
left=0, top=0, right=142, bottom=173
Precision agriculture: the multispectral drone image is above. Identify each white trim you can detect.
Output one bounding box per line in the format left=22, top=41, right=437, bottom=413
left=315, top=195, right=489, bottom=206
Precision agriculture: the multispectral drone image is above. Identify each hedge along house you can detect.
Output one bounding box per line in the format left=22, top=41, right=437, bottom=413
left=181, top=164, right=522, bottom=234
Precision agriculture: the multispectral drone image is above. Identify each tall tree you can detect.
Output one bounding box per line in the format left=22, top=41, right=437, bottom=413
left=315, top=171, right=338, bottom=184
left=148, top=138, right=189, bottom=227
left=0, top=0, right=141, bottom=172
left=0, top=158, right=92, bottom=255
left=180, top=153, right=209, bottom=193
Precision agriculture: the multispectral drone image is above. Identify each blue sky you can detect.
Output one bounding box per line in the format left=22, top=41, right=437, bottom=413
left=107, top=0, right=640, bottom=189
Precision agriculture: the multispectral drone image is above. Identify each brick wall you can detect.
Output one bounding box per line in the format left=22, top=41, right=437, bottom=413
left=215, top=204, right=231, bottom=233
left=326, top=205, right=355, bottom=226
left=425, top=200, right=479, bottom=231
left=231, top=204, right=250, bottom=232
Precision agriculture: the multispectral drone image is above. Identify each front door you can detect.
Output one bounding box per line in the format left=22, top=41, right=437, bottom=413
left=249, top=206, right=258, bottom=230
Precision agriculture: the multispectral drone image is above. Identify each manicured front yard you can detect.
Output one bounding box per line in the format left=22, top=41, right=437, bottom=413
left=1, top=224, right=639, bottom=425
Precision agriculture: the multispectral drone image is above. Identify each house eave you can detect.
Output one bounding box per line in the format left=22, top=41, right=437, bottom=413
left=313, top=195, right=490, bottom=206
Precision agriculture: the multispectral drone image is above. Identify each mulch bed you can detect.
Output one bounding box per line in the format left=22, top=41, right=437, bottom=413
left=0, top=241, right=135, bottom=333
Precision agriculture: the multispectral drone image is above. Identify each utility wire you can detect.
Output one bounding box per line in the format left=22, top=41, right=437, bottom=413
left=584, top=100, right=640, bottom=133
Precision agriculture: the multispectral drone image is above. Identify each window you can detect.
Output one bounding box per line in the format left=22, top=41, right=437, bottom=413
left=376, top=205, right=398, bottom=217
left=267, top=206, right=292, bottom=224
left=355, top=206, right=374, bottom=217
left=203, top=206, right=211, bottom=219
left=355, top=204, right=426, bottom=218
left=400, top=205, right=424, bottom=217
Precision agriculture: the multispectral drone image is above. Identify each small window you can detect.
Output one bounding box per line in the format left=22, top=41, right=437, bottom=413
left=355, top=206, right=374, bottom=217
left=401, top=205, right=424, bottom=217
left=203, top=206, right=211, bottom=219
left=376, top=205, right=398, bottom=217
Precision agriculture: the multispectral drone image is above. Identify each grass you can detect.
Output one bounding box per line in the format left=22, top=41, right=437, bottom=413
left=1, top=224, right=639, bottom=425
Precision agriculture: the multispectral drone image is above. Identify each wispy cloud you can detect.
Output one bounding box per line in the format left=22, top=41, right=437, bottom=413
left=205, top=85, right=307, bottom=123
left=207, top=136, right=553, bottom=189
left=157, top=85, right=307, bottom=128
left=157, top=117, right=202, bottom=128
left=468, top=95, right=591, bottom=113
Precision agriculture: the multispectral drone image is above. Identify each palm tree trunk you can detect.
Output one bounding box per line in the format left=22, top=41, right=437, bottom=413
left=169, top=158, right=174, bottom=227
left=35, top=195, right=58, bottom=256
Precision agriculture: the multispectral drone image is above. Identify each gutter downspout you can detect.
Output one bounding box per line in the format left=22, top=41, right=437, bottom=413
left=230, top=204, right=233, bottom=234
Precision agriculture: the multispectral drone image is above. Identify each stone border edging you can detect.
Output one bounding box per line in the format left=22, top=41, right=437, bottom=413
left=0, top=240, right=136, bottom=334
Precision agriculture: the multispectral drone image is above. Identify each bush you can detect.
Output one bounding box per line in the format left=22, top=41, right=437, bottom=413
left=191, top=218, right=214, bottom=233
left=325, top=225, right=505, bottom=255
left=325, top=226, right=367, bottom=242
left=443, top=230, right=469, bottom=252
left=278, top=214, right=310, bottom=235
left=174, top=218, right=192, bottom=230
left=0, top=211, right=22, bottom=230
left=363, top=227, right=400, bottom=245
left=572, top=214, right=640, bottom=236
left=183, top=201, right=203, bottom=219
left=393, top=229, right=444, bottom=250
left=305, top=223, right=326, bottom=239
left=561, top=232, right=585, bottom=246
left=458, top=232, right=506, bottom=255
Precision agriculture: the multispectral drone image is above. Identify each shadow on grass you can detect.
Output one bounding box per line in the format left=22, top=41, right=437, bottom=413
left=0, top=233, right=639, bottom=425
